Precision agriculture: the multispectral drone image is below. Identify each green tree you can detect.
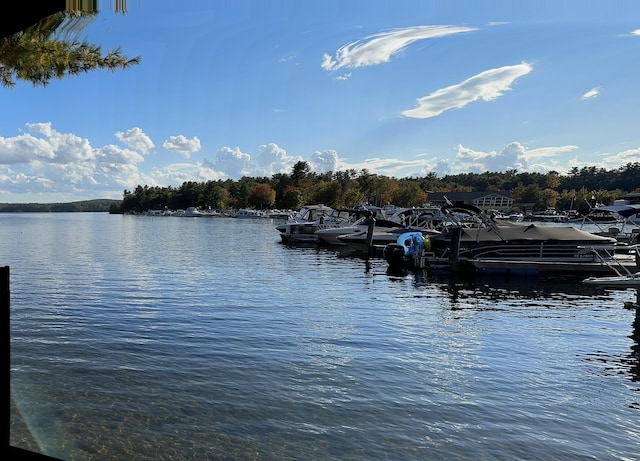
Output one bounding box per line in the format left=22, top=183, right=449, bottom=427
left=342, top=189, right=367, bottom=208
left=290, top=161, right=311, bottom=187
left=310, top=181, right=343, bottom=207
left=392, top=181, right=427, bottom=207
left=281, top=188, right=303, bottom=210
left=1, top=12, right=141, bottom=88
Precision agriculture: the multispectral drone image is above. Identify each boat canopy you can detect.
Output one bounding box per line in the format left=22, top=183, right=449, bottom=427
left=591, top=204, right=640, bottom=219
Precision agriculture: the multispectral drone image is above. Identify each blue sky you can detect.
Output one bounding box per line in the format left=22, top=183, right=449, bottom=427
left=1, top=0, right=639, bottom=203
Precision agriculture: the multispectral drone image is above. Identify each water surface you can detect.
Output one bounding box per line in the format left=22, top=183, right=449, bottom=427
left=5, top=213, right=639, bottom=460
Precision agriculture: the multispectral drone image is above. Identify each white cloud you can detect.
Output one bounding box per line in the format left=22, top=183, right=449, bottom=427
left=599, top=147, right=640, bottom=170
left=0, top=131, right=56, bottom=164
left=0, top=123, right=152, bottom=200
left=309, top=150, right=340, bottom=173
left=213, top=146, right=252, bottom=178
left=401, top=62, right=533, bottom=119
left=322, top=25, right=476, bottom=71
left=520, top=145, right=578, bottom=161
left=1, top=121, right=635, bottom=203
left=162, top=135, right=202, bottom=158
left=253, top=143, right=300, bottom=177
left=448, top=142, right=580, bottom=174
left=631, top=29, right=640, bottom=36
left=149, top=160, right=227, bottom=186
left=115, top=127, right=155, bottom=154
left=0, top=123, right=95, bottom=166
left=337, top=155, right=430, bottom=178
left=256, top=143, right=288, bottom=167
left=581, top=87, right=601, bottom=100
left=96, top=144, right=145, bottom=165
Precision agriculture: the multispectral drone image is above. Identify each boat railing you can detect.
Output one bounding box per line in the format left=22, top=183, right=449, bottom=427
left=588, top=246, right=639, bottom=277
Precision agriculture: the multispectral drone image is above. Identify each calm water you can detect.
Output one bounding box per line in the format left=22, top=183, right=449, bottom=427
left=4, top=213, right=640, bottom=461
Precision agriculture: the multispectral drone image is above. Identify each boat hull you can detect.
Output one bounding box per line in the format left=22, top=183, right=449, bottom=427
left=582, top=275, right=640, bottom=288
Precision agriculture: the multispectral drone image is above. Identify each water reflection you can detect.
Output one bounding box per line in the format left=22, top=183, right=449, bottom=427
left=631, top=309, right=640, bottom=385
left=406, top=269, right=640, bottom=388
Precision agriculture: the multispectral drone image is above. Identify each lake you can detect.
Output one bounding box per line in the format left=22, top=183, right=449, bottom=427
left=5, top=212, right=639, bottom=460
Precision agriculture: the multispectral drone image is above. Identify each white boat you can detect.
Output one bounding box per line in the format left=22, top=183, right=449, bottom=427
left=276, top=204, right=351, bottom=244
left=236, top=208, right=268, bottom=219
left=582, top=244, right=640, bottom=287
left=582, top=273, right=640, bottom=288
left=508, top=212, right=524, bottom=222
left=184, top=207, right=204, bottom=217
left=171, top=207, right=204, bottom=217
left=315, top=206, right=405, bottom=246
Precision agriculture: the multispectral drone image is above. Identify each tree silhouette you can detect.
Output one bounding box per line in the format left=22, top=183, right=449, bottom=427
left=0, top=10, right=140, bottom=87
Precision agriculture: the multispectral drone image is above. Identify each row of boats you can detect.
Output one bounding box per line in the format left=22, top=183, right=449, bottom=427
left=144, top=207, right=293, bottom=219
left=275, top=203, right=640, bottom=287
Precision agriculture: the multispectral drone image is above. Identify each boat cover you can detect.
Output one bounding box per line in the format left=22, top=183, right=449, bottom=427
left=456, top=224, right=617, bottom=243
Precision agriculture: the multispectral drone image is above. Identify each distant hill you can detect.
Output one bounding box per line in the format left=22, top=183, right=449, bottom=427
left=0, top=199, right=122, bottom=213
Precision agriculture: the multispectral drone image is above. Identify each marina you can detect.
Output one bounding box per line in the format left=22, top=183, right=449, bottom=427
left=6, top=212, right=640, bottom=460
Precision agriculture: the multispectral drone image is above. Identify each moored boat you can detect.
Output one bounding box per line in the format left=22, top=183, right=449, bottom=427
left=315, top=206, right=406, bottom=246
left=236, top=208, right=269, bottom=218
left=399, top=204, right=635, bottom=275
left=276, top=204, right=351, bottom=245
left=582, top=273, right=640, bottom=288
left=382, top=231, right=429, bottom=268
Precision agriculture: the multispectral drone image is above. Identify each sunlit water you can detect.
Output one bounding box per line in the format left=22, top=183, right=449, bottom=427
left=4, top=213, right=639, bottom=460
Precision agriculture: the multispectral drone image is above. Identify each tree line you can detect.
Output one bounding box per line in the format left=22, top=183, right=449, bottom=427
left=118, top=161, right=640, bottom=214
left=0, top=199, right=121, bottom=213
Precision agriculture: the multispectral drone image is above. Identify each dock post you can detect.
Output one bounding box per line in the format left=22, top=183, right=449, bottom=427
left=366, top=218, right=376, bottom=258
left=449, top=227, right=461, bottom=263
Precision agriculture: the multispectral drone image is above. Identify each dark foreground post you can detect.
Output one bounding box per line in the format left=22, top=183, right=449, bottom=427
left=1, top=266, right=8, bottom=307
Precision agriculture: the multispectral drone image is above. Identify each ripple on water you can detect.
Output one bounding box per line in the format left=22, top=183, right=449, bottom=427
left=5, top=214, right=640, bottom=460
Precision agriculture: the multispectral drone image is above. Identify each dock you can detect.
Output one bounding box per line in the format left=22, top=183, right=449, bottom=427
left=416, top=252, right=640, bottom=276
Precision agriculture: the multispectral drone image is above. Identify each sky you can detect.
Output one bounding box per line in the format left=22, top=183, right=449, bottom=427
left=1, top=0, right=639, bottom=203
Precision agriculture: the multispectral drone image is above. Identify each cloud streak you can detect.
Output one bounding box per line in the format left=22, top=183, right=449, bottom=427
left=402, top=63, right=533, bottom=118
left=581, top=87, right=601, bottom=100
left=322, top=25, right=476, bottom=71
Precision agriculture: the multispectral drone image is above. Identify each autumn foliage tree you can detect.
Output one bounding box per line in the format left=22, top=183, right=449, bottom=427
left=249, top=183, right=276, bottom=210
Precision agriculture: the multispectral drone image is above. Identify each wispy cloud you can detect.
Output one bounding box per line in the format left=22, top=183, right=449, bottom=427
left=581, top=86, right=601, bottom=100
left=334, top=72, right=352, bottom=81
left=401, top=62, right=533, bottom=119
left=630, top=29, right=640, bottom=36
left=321, top=25, right=476, bottom=71
left=162, top=135, right=201, bottom=158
